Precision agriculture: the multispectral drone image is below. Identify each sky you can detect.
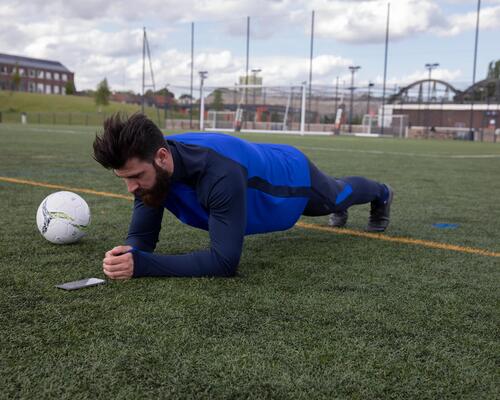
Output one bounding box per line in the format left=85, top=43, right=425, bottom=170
left=1, top=0, right=499, bottom=97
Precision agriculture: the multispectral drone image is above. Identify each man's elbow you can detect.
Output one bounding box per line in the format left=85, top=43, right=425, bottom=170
left=214, top=251, right=240, bottom=277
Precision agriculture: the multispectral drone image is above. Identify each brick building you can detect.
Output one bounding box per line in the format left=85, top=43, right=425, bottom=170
left=0, top=53, right=74, bottom=95
left=386, top=103, right=500, bottom=131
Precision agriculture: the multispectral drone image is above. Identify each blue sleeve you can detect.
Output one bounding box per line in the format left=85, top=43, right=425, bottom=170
left=132, top=169, right=247, bottom=278
left=125, top=197, right=164, bottom=252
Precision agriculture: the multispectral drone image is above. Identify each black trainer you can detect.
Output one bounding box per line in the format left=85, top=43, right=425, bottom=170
left=366, top=185, right=394, bottom=232
left=328, top=210, right=348, bottom=228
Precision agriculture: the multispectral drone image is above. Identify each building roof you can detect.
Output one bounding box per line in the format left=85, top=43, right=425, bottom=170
left=0, top=53, right=71, bottom=73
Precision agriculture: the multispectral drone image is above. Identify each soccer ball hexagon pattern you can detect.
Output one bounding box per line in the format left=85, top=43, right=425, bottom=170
left=36, top=191, right=91, bottom=244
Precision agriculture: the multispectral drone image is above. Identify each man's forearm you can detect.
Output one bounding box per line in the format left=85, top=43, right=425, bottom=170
left=126, top=198, right=164, bottom=252
left=131, top=247, right=240, bottom=278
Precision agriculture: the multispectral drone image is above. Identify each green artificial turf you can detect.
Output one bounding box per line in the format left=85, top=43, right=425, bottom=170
left=0, top=124, right=499, bottom=399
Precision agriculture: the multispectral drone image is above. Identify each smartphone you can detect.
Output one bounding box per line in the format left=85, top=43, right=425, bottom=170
left=56, top=278, right=106, bottom=291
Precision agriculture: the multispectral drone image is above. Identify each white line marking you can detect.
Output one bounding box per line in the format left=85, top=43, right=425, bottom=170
left=448, top=154, right=500, bottom=159
left=299, top=146, right=500, bottom=159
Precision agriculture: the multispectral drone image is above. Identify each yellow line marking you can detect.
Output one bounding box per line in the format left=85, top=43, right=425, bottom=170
left=0, top=176, right=133, bottom=201
left=296, top=222, right=500, bottom=258
left=2, top=175, right=499, bottom=258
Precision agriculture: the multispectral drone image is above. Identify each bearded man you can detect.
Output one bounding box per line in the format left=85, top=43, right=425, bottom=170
left=93, top=113, right=393, bottom=279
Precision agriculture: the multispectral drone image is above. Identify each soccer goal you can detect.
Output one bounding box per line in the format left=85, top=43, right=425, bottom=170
left=201, top=84, right=331, bottom=136
left=361, top=114, right=409, bottom=138
left=206, top=111, right=236, bottom=130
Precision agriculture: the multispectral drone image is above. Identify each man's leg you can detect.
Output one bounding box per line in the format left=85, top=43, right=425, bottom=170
left=303, top=161, right=393, bottom=232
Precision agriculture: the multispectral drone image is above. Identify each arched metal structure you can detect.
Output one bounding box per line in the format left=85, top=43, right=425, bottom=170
left=454, top=78, right=500, bottom=103
left=389, top=79, right=461, bottom=104
left=389, top=77, right=500, bottom=104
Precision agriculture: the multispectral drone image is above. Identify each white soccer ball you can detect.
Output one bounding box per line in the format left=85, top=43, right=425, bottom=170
left=36, top=191, right=91, bottom=244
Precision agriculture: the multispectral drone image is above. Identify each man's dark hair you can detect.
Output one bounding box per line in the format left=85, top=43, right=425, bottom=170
left=93, top=112, right=168, bottom=169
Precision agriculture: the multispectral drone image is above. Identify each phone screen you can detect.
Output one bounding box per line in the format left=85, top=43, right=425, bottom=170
left=56, top=278, right=106, bottom=291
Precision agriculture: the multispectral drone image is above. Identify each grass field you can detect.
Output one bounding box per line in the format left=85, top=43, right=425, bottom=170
left=0, top=91, right=183, bottom=125
left=1, top=123, right=499, bottom=399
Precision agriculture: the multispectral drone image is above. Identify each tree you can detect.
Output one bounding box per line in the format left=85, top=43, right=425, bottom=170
left=65, top=81, right=76, bottom=95
left=211, top=89, right=224, bottom=111
left=155, top=87, right=175, bottom=98
left=95, top=78, right=111, bottom=108
left=487, top=60, right=500, bottom=79
left=11, top=64, right=21, bottom=92
left=179, top=93, right=193, bottom=101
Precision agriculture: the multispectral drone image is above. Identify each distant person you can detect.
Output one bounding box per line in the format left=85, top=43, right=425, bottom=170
left=93, top=113, right=393, bottom=279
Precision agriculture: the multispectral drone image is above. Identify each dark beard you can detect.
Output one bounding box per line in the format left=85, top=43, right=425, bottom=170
left=137, top=162, right=172, bottom=208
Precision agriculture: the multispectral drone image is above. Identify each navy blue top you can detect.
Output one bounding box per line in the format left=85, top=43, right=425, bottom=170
left=126, top=132, right=311, bottom=278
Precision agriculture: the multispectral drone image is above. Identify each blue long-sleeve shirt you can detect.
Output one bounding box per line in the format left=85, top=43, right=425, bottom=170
left=126, top=132, right=311, bottom=278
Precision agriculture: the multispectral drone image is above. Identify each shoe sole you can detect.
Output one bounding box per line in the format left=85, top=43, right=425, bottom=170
left=365, top=185, right=393, bottom=232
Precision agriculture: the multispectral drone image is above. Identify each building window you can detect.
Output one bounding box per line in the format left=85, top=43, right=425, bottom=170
left=54, top=72, right=60, bottom=80
left=54, top=85, right=60, bottom=94
left=45, top=71, right=52, bottom=80
left=45, top=85, right=51, bottom=94
left=62, top=86, right=66, bottom=95
left=29, top=82, right=36, bottom=92
left=38, top=70, right=44, bottom=78
left=61, top=73, right=67, bottom=81
left=19, top=68, right=25, bottom=76
left=1, top=65, right=7, bottom=74
left=37, top=83, right=44, bottom=93
left=29, top=69, right=36, bottom=77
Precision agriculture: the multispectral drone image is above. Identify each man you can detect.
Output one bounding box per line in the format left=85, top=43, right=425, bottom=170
left=93, top=113, right=393, bottom=280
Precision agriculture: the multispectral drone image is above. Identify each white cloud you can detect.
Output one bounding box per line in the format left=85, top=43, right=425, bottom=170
left=313, top=0, right=450, bottom=43
left=0, top=22, right=32, bottom=50
left=247, top=54, right=352, bottom=87
left=373, top=68, right=463, bottom=87
left=135, top=51, right=352, bottom=92
left=439, top=5, right=500, bottom=36
left=0, top=0, right=496, bottom=92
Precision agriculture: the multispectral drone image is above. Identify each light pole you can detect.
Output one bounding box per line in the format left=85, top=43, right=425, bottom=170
left=251, top=69, right=261, bottom=125
left=425, top=63, right=439, bottom=102
left=469, top=0, right=481, bottom=138
left=199, top=70, right=208, bottom=130
left=348, top=65, right=361, bottom=133
left=366, top=82, right=374, bottom=115
left=425, top=63, right=439, bottom=133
